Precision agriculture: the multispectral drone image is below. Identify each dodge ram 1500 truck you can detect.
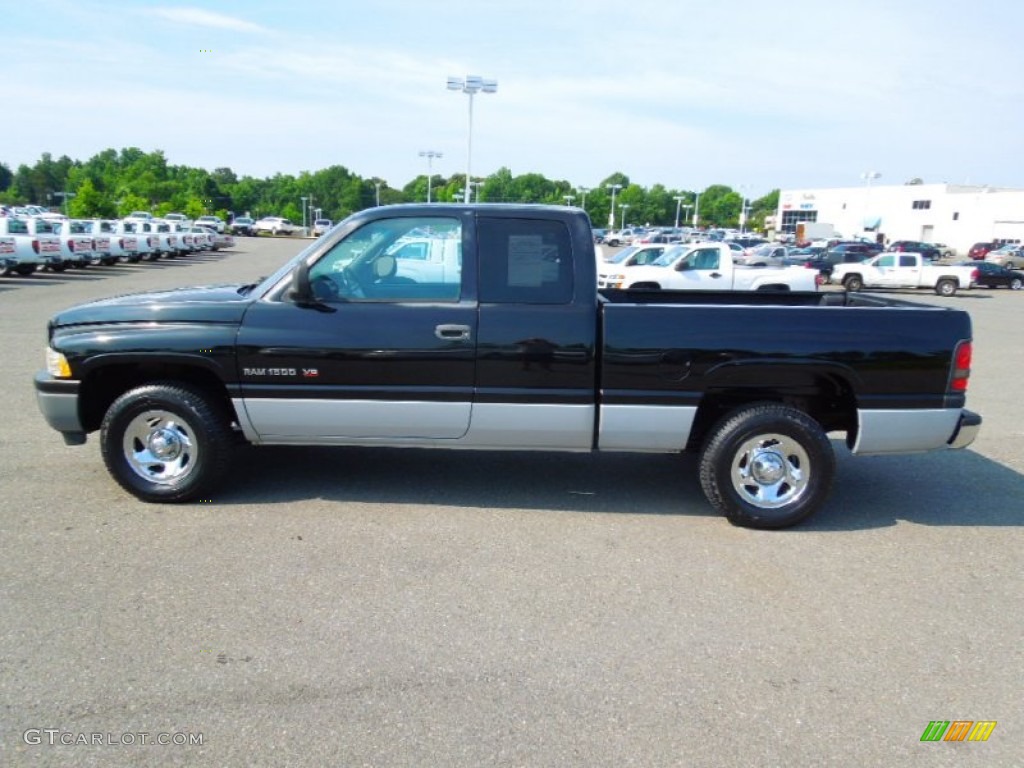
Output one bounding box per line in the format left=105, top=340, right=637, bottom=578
left=34, top=205, right=981, bottom=529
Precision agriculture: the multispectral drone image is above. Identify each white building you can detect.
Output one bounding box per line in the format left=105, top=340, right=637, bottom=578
left=776, top=183, right=1024, bottom=253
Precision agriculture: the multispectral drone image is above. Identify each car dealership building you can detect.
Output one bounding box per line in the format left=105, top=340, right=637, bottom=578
left=774, top=183, right=1024, bottom=253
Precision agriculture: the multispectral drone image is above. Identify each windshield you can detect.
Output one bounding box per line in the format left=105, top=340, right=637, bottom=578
left=650, top=245, right=686, bottom=267
left=607, top=246, right=640, bottom=265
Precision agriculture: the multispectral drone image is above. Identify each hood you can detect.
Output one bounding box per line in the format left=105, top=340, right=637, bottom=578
left=52, top=284, right=255, bottom=328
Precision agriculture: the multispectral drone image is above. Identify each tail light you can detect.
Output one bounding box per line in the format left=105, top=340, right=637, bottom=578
left=119, top=238, right=125, bottom=249
left=68, top=240, right=75, bottom=251
left=32, top=239, right=40, bottom=254
left=949, top=340, right=972, bottom=392
left=971, top=268, right=979, bottom=282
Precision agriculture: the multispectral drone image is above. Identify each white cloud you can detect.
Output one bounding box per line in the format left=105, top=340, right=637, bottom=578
left=149, top=6, right=268, bottom=34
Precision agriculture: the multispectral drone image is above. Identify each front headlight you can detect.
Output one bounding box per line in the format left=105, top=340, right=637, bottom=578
left=45, top=347, right=72, bottom=378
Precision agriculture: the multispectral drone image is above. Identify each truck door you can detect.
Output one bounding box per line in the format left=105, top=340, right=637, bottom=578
left=470, top=215, right=597, bottom=449
left=666, top=246, right=727, bottom=289
left=236, top=214, right=476, bottom=441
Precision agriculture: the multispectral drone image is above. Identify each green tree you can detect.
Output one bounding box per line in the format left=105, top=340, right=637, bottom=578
left=68, top=178, right=116, bottom=218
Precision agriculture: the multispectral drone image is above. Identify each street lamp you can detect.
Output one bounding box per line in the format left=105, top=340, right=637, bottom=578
left=419, top=150, right=442, bottom=203
left=737, top=185, right=751, bottom=233
left=673, top=195, right=685, bottom=228
left=682, top=204, right=693, bottom=226
left=693, top=192, right=701, bottom=228
left=606, top=183, right=622, bottom=227
left=374, top=181, right=383, bottom=207
left=447, top=75, right=498, bottom=204
left=578, top=186, right=589, bottom=212
left=307, top=195, right=315, bottom=226
left=300, top=196, right=308, bottom=231
left=619, top=203, right=630, bottom=230
left=563, top=195, right=575, bottom=206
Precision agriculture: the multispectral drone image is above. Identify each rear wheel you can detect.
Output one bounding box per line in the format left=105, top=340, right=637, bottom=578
left=14, top=264, right=38, bottom=276
left=698, top=403, right=835, bottom=529
left=842, top=275, right=863, bottom=292
left=100, top=383, right=233, bottom=503
left=935, top=279, right=957, bottom=296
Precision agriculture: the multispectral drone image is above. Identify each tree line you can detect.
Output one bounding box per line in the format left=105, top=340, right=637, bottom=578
left=0, top=148, right=780, bottom=230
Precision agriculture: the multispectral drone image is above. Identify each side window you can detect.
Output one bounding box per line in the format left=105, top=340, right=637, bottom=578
left=876, top=254, right=895, bottom=267
left=478, top=217, right=574, bottom=304
left=899, top=255, right=917, bottom=267
left=693, top=248, right=721, bottom=270
left=308, top=216, right=461, bottom=302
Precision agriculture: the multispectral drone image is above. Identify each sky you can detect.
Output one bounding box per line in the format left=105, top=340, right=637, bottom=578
left=5, top=0, right=1022, bottom=198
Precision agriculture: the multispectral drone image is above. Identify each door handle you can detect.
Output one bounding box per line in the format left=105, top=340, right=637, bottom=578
left=435, top=324, right=471, bottom=341
left=710, top=272, right=722, bottom=278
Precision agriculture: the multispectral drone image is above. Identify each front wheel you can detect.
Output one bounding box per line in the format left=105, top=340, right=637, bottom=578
left=14, top=264, right=38, bottom=276
left=935, top=279, right=957, bottom=296
left=698, top=403, right=835, bottom=529
left=1009, top=277, right=1022, bottom=290
left=100, top=383, right=234, bottom=503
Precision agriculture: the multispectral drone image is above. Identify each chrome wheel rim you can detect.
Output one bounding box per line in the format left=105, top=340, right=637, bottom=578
left=122, top=409, right=197, bottom=485
left=730, top=433, right=810, bottom=509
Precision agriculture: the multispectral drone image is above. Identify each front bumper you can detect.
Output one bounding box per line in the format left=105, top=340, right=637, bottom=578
left=948, top=409, right=982, bottom=450
left=34, top=372, right=86, bottom=445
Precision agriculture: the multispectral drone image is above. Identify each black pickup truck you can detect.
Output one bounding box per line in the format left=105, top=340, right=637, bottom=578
left=34, top=205, right=981, bottom=529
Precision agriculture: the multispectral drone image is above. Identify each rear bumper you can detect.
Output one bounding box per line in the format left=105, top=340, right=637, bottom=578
left=948, top=409, right=982, bottom=450
left=34, top=372, right=87, bottom=445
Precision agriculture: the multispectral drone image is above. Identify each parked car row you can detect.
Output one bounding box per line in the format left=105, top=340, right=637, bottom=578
left=0, top=215, right=234, bottom=277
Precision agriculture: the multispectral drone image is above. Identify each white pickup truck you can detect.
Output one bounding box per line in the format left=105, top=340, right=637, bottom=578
left=0, top=218, right=64, bottom=275
left=832, top=252, right=977, bottom=297
left=51, top=220, right=98, bottom=268
left=385, top=235, right=462, bottom=284
left=600, top=242, right=818, bottom=292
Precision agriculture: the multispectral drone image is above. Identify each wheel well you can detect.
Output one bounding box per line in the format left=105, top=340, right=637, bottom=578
left=685, top=379, right=858, bottom=453
left=755, top=284, right=791, bottom=291
left=79, top=363, right=236, bottom=433
left=629, top=281, right=661, bottom=290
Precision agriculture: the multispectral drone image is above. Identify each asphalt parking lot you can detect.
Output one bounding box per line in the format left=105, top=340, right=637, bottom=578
left=1, top=239, right=1020, bottom=767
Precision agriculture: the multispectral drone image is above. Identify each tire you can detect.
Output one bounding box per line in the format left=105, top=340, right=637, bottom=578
left=698, top=403, right=835, bottom=530
left=49, top=263, right=68, bottom=273
left=935, top=279, right=957, bottom=297
left=1010, top=277, right=1022, bottom=291
left=1005, top=260, right=1017, bottom=270
left=842, top=275, right=863, bottom=292
left=100, top=383, right=233, bottom=503
left=14, top=264, right=38, bottom=276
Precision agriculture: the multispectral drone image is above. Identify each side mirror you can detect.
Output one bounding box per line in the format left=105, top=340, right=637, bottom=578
left=288, top=259, right=313, bottom=303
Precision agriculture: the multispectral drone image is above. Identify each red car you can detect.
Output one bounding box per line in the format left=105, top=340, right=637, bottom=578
left=968, top=241, right=997, bottom=260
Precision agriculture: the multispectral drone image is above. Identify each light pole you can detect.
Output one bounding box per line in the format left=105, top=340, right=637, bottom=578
left=606, top=183, right=622, bottom=228
left=737, top=185, right=751, bottom=233
left=300, top=196, right=308, bottom=231
left=419, top=150, right=442, bottom=203
left=673, top=195, right=685, bottom=228
left=693, top=192, right=701, bottom=229
left=619, top=203, right=630, bottom=230
left=682, top=204, right=693, bottom=226
left=563, top=195, right=575, bottom=206
left=578, top=186, right=589, bottom=212
left=447, top=75, right=498, bottom=204
left=374, top=181, right=383, bottom=207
